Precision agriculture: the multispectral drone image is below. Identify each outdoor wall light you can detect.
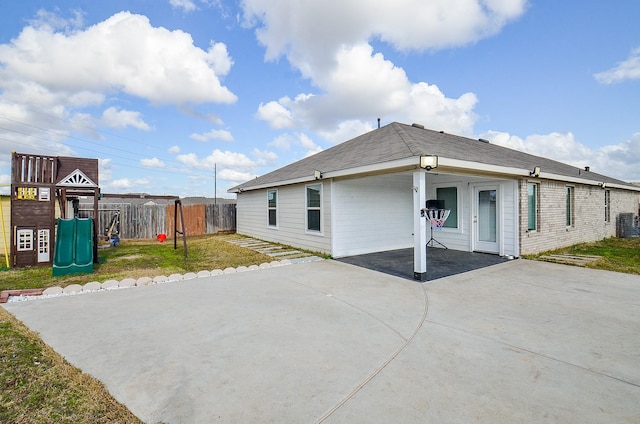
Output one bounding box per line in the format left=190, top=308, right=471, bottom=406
left=530, top=166, right=541, bottom=177
left=420, top=155, right=438, bottom=171
left=600, top=182, right=607, bottom=189
left=314, top=170, right=322, bottom=180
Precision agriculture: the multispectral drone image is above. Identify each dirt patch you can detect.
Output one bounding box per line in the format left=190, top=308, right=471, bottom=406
left=116, top=254, right=144, bottom=261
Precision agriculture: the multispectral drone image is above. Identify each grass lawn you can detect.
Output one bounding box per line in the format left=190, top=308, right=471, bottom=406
left=0, top=234, right=274, bottom=292
left=525, top=237, right=640, bottom=274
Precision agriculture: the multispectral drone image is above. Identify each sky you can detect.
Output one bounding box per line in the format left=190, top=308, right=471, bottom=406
left=0, top=1, right=639, bottom=198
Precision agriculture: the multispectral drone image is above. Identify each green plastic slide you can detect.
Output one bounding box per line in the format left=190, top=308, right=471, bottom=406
left=52, top=217, right=94, bottom=276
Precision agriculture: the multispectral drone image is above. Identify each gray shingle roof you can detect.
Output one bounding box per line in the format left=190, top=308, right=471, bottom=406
left=230, top=122, right=634, bottom=191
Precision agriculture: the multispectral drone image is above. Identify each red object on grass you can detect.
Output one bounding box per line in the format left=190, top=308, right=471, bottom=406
left=157, top=233, right=167, bottom=242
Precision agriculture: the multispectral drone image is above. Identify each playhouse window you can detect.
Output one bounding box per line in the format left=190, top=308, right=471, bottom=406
left=306, top=184, right=322, bottom=232
left=17, top=229, right=33, bottom=251
left=267, top=190, right=277, bottom=227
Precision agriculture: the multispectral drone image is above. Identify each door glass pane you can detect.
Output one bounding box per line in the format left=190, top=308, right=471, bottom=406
left=478, top=190, right=496, bottom=242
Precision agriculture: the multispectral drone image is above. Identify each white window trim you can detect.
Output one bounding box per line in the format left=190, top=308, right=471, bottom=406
left=17, top=229, right=33, bottom=251
left=267, top=189, right=278, bottom=229
left=305, top=183, right=323, bottom=235
left=39, top=187, right=50, bottom=201
left=432, top=182, right=462, bottom=233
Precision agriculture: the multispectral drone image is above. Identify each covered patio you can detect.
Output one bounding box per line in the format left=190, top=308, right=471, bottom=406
left=337, top=247, right=510, bottom=281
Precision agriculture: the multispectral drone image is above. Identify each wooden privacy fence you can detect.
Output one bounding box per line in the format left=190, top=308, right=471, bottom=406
left=166, top=203, right=237, bottom=237
left=82, top=202, right=236, bottom=240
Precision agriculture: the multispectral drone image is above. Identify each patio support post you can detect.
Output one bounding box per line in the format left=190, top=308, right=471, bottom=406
left=413, top=171, right=427, bottom=281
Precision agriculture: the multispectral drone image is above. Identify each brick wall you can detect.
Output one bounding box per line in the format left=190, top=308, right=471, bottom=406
left=519, top=179, right=639, bottom=255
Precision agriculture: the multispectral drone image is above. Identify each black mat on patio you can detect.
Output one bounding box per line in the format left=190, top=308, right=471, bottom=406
left=336, top=247, right=509, bottom=281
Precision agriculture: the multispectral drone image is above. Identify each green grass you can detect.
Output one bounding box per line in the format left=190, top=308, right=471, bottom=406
left=0, top=234, right=274, bottom=292
left=525, top=237, right=640, bottom=274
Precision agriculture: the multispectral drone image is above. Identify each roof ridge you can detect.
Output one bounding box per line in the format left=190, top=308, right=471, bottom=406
left=390, top=122, right=421, bottom=155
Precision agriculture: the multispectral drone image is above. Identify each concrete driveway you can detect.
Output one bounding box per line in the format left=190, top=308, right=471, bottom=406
left=4, top=259, right=640, bottom=423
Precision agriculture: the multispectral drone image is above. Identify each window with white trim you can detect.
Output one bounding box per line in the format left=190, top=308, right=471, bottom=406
left=306, top=184, right=322, bottom=232
left=17, top=229, right=33, bottom=251
left=267, top=189, right=277, bottom=227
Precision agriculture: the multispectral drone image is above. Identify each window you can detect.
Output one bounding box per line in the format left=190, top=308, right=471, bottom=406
left=436, top=187, right=458, bottom=228
left=605, top=189, right=611, bottom=222
left=39, top=187, right=50, bottom=201
left=566, top=186, right=575, bottom=227
left=17, top=229, right=33, bottom=251
left=527, top=183, right=538, bottom=231
left=267, top=190, right=277, bottom=227
left=306, top=184, right=322, bottom=232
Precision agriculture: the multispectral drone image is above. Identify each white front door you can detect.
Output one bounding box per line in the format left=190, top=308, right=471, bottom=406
left=473, top=186, right=499, bottom=253
left=37, top=229, right=50, bottom=263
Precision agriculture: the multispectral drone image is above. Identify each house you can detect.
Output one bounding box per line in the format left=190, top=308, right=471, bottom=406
left=229, top=122, right=640, bottom=280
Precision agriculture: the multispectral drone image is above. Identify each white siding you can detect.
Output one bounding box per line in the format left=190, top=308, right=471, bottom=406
left=332, top=173, right=413, bottom=257
left=426, top=175, right=470, bottom=252
left=236, top=180, right=332, bottom=254
left=237, top=172, right=520, bottom=258
left=426, top=175, right=518, bottom=256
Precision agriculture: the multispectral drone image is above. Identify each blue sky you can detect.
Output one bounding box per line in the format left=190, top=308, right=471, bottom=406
left=1, top=0, right=639, bottom=197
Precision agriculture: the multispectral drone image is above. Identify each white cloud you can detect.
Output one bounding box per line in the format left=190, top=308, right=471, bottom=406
left=107, top=177, right=151, bottom=191
left=594, top=47, right=640, bottom=84
left=257, top=99, right=295, bottom=129
left=218, top=168, right=253, bottom=182
left=168, top=145, right=181, bottom=154
left=190, top=129, right=234, bottom=142
left=176, top=149, right=257, bottom=170
left=170, top=0, right=198, bottom=12
left=257, top=44, right=478, bottom=136
left=101, top=107, right=151, bottom=130
left=28, top=8, right=84, bottom=32
left=99, top=158, right=113, bottom=183
left=268, top=132, right=322, bottom=157
left=316, top=120, right=374, bottom=144
left=0, top=11, right=237, bottom=106
left=140, top=157, right=165, bottom=168
left=482, top=130, right=640, bottom=182
left=244, top=1, right=523, bottom=139
left=252, top=148, right=279, bottom=166
left=242, top=0, right=526, bottom=78
left=0, top=101, right=76, bottom=159
left=109, top=178, right=134, bottom=189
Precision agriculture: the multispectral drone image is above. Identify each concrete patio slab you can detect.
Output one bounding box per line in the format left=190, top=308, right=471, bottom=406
left=3, top=259, right=640, bottom=423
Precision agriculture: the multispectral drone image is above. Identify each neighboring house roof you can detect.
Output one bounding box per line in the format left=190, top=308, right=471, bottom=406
left=230, top=122, right=638, bottom=192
